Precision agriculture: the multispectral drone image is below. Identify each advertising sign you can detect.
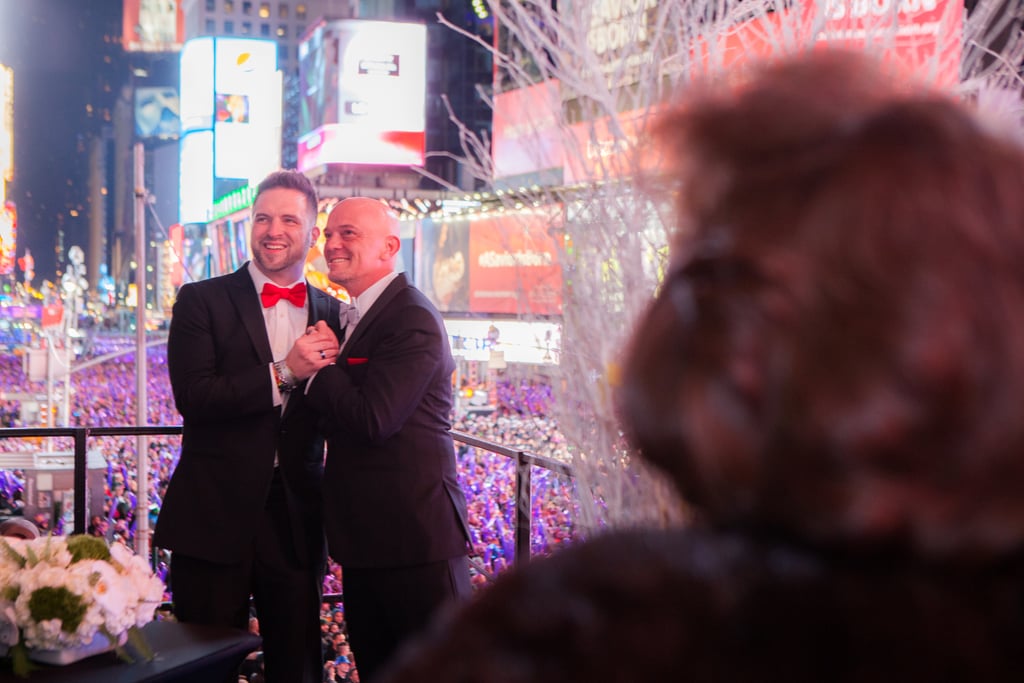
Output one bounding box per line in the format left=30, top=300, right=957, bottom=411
left=697, top=1, right=963, bottom=87
left=562, top=108, right=659, bottom=186
left=168, top=223, right=184, bottom=287
left=298, top=20, right=426, bottom=169
left=178, top=37, right=281, bottom=224
left=0, top=201, right=14, bottom=276
left=468, top=213, right=562, bottom=315
left=213, top=39, right=282, bottom=181
left=445, top=318, right=561, bottom=365
left=492, top=79, right=564, bottom=183
left=820, top=0, right=963, bottom=87
left=0, top=64, right=11, bottom=187
left=134, top=86, right=180, bottom=139
left=416, top=210, right=563, bottom=316
left=417, top=217, right=470, bottom=313
left=123, top=0, right=184, bottom=53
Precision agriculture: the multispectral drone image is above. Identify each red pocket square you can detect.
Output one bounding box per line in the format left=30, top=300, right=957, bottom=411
left=347, top=357, right=369, bottom=365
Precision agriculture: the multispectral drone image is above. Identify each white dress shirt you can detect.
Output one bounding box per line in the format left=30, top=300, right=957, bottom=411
left=247, top=261, right=308, bottom=409
left=339, top=271, right=400, bottom=353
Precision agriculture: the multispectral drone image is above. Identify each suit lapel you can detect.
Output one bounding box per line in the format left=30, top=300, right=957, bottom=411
left=227, top=266, right=273, bottom=364
left=307, top=283, right=341, bottom=335
left=284, top=283, right=340, bottom=420
left=307, top=283, right=324, bottom=326
left=342, top=273, right=408, bottom=357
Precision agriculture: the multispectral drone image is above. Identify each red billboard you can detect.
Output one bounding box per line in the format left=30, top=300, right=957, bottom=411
left=695, top=1, right=963, bottom=87
left=492, top=79, right=564, bottom=180
left=123, top=0, right=185, bottom=53
left=168, top=223, right=184, bottom=287
left=41, top=303, right=63, bottom=329
left=562, top=107, right=662, bottom=186
left=468, top=212, right=562, bottom=315
left=416, top=210, right=563, bottom=316
left=0, top=201, right=15, bottom=276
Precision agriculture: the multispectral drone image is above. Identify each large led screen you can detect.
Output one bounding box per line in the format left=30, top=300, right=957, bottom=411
left=467, top=212, right=562, bottom=315
left=123, top=0, right=184, bottom=53
left=416, top=211, right=563, bottom=316
left=213, top=39, right=281, bottom=181
left=178, top=37, right=281, bottom=225
left=179, top=130, right=214, bottom=225
left=492, top=79, right=564, bottom=184
left=135, top=86, right=180, bottom=139
left=297, top=20, right=426, bottom=170
left=695, top=1, right=962, bottom=87
left=417, top=217, right=470, bottom=313
left=0, top=201, right=15, bottom=276
left=1, top=64, right=11, bottom=189
left=206, top=213, right=252, bottom=277
left=180, top=38, right=214, bottom=134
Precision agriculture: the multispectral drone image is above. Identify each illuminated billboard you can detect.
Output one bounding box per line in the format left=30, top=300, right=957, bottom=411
left=467, top=212, right=562, bottom=315
left=298, top=19, right=426, bottom=170
left=416, top=210, right=563, bottom=316
left=206, top=212, right=252, bottom=277
left=445, top=318, right=561, bottom=365
left=0, top=64, right=11, bottom=277
left=492, top=79, right=564, bottom=186
left=135, top=86, right=180, bottom=139
left=0, top=201, right=16, bottom=277
left=167, top=223, right=184, bottom=287
left=696, top=2, right=963, bottom=87
left=1, top=64, right=11, bottom=191
left=123, top=0, right=185, bottom=52
left=178, top=37, right=282, bottom=224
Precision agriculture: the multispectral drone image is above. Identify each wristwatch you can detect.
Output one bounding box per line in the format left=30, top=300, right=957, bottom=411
left=272, top=360, right=298, bottom=393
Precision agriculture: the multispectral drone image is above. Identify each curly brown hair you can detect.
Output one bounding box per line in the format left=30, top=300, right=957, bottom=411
left=618, top=49, right=1024, bottom=564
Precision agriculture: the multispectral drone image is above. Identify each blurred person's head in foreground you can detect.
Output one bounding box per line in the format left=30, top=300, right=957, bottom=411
left=377, top=50, right=1024, bottom=683
left=618, top=48, right=1024, bottom=565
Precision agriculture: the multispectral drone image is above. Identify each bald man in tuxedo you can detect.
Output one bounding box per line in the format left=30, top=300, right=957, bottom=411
left=305, top=198, right=472, bottom=681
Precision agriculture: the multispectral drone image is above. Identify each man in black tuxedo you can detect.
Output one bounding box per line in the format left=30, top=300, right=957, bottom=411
left=305, top=197, right=472, bottom=682
left=153, top=170, right=341, bottom=683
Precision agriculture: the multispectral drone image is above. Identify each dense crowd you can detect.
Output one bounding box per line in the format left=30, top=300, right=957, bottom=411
left=0, top=333, right=577, bottom=682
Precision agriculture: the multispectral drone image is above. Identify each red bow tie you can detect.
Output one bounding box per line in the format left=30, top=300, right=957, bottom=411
left=261, top=282, right=306, bottom=308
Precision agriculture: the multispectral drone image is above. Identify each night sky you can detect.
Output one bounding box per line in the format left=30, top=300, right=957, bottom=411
left=0, top=0, right=123, bottom=286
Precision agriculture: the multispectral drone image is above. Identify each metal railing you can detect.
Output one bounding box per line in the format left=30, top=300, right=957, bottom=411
left=0, top=425, right=573, bottom=566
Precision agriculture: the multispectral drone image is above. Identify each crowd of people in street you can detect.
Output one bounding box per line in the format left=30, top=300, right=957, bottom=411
left=0, top=345, right=573, bottom=543
left=0, top=330, right=574, bottom=682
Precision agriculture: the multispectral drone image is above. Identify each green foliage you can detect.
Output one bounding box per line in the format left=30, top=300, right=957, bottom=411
left=66, top=535, right=111, bottom=564
left=27, top=586, right=87, bottom=635
left=9, top=641, right=35, bottom=678
left=0, top=539, right=26, bottom=569
left=1, top=583, right=19, bottom=602
left=116, top=626, right=154, bottom=664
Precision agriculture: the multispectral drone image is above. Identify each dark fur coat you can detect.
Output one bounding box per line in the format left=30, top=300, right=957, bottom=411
left=380, top=527, right=1024, bottom=682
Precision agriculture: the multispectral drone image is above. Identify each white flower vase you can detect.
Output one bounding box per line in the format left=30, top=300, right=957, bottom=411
left=28, top=631, right=128, bottom=666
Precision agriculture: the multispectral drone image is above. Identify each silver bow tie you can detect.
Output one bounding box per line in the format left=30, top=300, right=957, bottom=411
left=339, top=301, right=361, bottom=330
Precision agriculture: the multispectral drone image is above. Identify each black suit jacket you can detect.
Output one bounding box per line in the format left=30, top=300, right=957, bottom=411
left=154, top=265, right=342, bottom=567
left=306, top=273, right=471, bottom=568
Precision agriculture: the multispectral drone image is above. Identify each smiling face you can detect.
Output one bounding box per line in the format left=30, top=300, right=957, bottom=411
left=323, top=197, right=401, bottom=297
left=250, top=187, right=319, bottom=285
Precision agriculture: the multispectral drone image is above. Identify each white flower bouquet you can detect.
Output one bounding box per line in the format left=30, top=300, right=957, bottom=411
left=0, top=534, right=164, bottom=677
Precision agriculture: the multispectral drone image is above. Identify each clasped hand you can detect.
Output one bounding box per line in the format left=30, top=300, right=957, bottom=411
left=286, top=320, right=340, bottom=379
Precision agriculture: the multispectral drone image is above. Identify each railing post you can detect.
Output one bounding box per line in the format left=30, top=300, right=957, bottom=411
left=73, top=427, right=88, bottom=535
left=515, top=452, right=532, bottom=565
